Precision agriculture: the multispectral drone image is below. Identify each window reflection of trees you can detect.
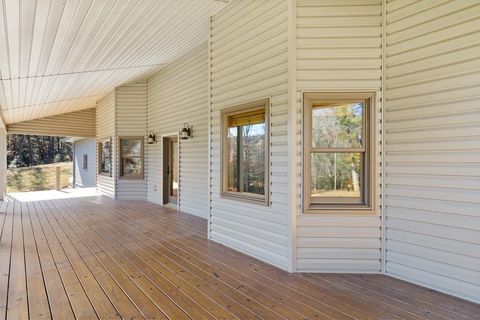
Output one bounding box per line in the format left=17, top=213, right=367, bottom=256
left=311, top=103, right=363, bottom=199
left=227, top=123, right=265, bottom=195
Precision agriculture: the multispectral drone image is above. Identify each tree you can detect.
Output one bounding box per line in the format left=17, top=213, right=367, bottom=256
left=7, top=134, right=73, bottom=169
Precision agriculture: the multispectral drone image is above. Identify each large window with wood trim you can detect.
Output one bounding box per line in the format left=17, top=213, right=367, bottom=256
left=304, top=93, right=375, bottom=214
left=221, top=99, right=269, bottom=205
left=119, top=137, right=144, bottom=179
left=98, top=138, right=112, bottom=176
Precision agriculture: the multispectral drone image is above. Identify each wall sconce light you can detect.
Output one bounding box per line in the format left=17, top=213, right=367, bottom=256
left=180, top=123, right=192, bottom=140
left=147, top=131, right=157, bottom=144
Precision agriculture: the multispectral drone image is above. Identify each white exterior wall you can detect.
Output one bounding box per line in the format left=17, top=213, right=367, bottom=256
left=146, top=44, right=209, bottom=218
left=116, top=81, right=147, bottom=200
left=96, top=92, right=116, bottom=197
left=73, top=138, right=96, bottom=188
left=209, top=0, right=290, bottom=270
left=295, top=0, right=383, bottom=273
left=385, top=1, right=480, bottom=303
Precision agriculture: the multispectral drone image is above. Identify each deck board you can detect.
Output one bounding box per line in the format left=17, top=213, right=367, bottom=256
left=0, top=195, right=478, bottom=320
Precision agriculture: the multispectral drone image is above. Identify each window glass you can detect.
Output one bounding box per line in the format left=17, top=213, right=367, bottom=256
left=311, top=153, right=362, bottom=201
left=312, top=103, right=363, bottom=148
left=121, top=139, right=142, bottom=157
left=222, top=101, right=269, bottom=204
left=120, top=137, right=143, bottom=178
left=227, top=121, right=266, bottom=195
left=122, top=157, right=142, bottom=176
left=99, top=139, right=112, bottom=176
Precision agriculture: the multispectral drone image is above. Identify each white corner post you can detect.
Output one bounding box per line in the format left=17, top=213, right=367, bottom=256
left=287, top=0, right=298, bottom=272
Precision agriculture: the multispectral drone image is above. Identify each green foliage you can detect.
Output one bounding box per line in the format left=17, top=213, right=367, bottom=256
left=7, top=134, right=72, bottom=168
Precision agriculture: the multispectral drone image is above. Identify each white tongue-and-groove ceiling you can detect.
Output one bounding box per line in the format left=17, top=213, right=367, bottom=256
left=0, top=0, right=226, bottom=124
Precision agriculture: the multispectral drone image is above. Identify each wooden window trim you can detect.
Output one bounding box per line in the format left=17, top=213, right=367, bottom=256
left=119, top=136, right=144, bottom=180
left=303, top=92, right=376, bottom=215
left=98, top=137, right=112, bottom=177
left=220, top=98, right=270, bottom=206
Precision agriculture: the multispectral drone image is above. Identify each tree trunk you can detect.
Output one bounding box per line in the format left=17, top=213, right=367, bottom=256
left=48, top=136, right=55, bottom=162
left=27, top=135, right=34, bottom=166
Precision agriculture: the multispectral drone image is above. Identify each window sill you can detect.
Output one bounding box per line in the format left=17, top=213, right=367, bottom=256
left=99, top=173, right=112, bottom=177
left=119, top=176, right=144, bottom=180
left=221, top=192, right=269, bottom=207
left=304, top=205, right=377, bottom=215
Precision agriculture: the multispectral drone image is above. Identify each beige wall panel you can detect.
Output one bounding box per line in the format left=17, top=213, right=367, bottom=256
left=96, top=92, right=116, bottom=198
left=7, top=108, right=96, bottom=137
left=146, top=44, right=209, bottom=218
left=115, top=81, right=147, bottom=200
left=210, top=0, right=290, bottom=269
left=385, top=0, right=480, bottom=303
left=295, top=0, right=383, bottom=273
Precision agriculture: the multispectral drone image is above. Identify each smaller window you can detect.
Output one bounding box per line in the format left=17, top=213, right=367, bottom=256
left=303, top=92, right=375, bottom=214
left=83, top=154, right=88, bottom=170
left=221, top=99, right=269, bottom=205
left=119, top=137, right=144, bottom=179
left=98, top=138, right=112, bottom=176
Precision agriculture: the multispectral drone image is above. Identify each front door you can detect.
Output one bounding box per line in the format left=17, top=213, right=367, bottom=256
left=163, top=136, right=178, bottom=205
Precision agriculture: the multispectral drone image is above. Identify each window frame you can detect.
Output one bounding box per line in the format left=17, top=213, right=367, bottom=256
left=119, top=136, right=144, bottom=180
left=220, top=98, right=270, bottom=206
left=303, top=92, right=376, bottom=214
left=98, top=137, right=112, bottom=177
left=83, top=154, right=88, bottom=170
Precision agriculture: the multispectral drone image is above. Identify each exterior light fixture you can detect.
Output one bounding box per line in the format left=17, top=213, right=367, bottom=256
left=147, top=131, right=157, bottom=144
left=180, top=123, right=192, bottom=140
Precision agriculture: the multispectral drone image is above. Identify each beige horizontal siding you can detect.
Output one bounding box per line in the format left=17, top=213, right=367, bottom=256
left=385, top=0, right=480, bottom=304
left=7, top=108, right=96, bottom=137
left=146, top=44, right=209, bottom=218
left=210, top=0, right=290, bottom=270
left=96, top=92, right=115, bottom=198
left=115, top=81, right=147, bottom=200
left=295, top=0, right=383, bottom=273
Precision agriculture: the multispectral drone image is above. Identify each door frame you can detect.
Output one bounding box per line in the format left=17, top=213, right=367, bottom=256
left=162, top=132, right=180, bottom=210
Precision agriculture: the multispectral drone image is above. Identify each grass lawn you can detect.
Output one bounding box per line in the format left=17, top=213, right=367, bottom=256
left=7, top=162, right=73, bottom=193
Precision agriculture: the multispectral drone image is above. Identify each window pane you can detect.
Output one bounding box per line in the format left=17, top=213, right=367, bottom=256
left=102, top=141, right=111, bottom=158
left=312, top=103, right=363, bottom=148
left=241, top=123, right=265, bottom=195
left=122, top=157, right=142, bottom=176
left=311, top=153, right=362, bottom=200
left=227, top=127, right=239, bottom=192
left=226, top=122, right=266, bottom=196
left=101, top=157, right=111, bottom=174
left=122, top=139, right=142, bottom=157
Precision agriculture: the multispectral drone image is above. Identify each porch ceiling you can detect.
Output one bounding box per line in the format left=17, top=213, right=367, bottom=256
left=0, top=0, right=226, bottom=125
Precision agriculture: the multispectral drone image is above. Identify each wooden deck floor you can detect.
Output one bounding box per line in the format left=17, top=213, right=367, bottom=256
left=0, top=195, right=478, bottom=320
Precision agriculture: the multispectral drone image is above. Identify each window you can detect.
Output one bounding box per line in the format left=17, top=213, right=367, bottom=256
left=221, top=99, right=269, bottom=205
left=83, top=154, right=88, bottom=170
left=119, top=137, right=144, bottom=179
left=304, top=92, right=375, bottom=213
left=98, top=138, right=112, bottom=176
